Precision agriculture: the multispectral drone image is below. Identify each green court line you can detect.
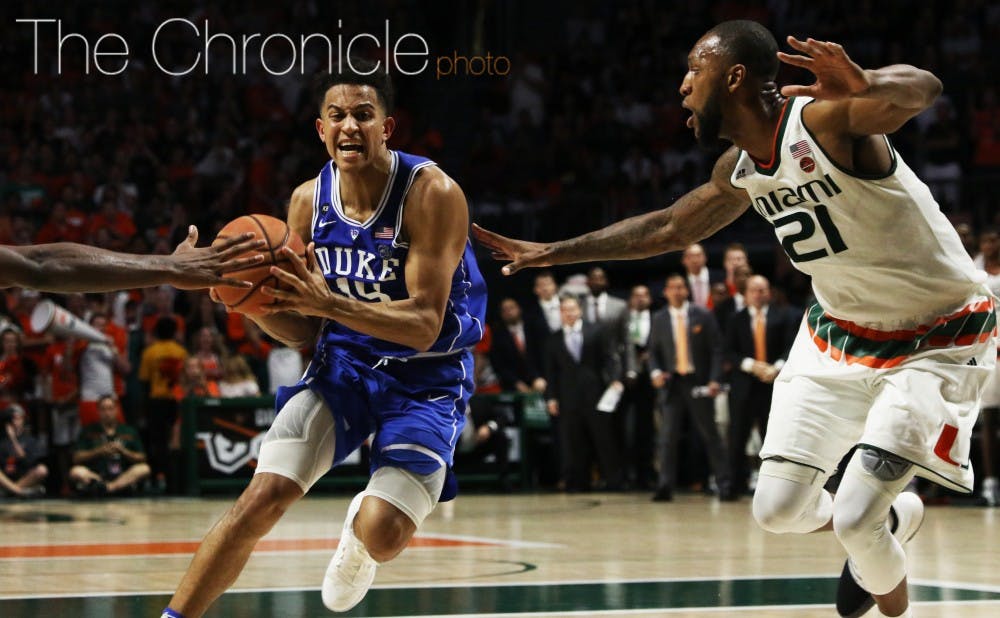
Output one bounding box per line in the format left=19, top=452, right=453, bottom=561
left=3, top=578, right=999, bottom=617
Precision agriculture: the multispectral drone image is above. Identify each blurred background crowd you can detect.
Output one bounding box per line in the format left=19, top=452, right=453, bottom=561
left=0, top=0, right=997, bottom=503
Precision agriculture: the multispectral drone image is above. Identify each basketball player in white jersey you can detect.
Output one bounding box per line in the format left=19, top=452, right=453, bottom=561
left=475, top=20, right=996, bottom=618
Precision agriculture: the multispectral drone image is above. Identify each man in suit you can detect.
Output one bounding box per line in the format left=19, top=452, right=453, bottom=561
left=724, top=275, right=801, bottom=497
left=683, top=244, right=724, bottom=309
left=713, top=263, right=753, bottom=331
left=582, top=266, right=627, bottom=326
left=524, top=271, right=563, bottom=334
left=490, top=297, right=547, bottom=394
left=544, top=295, right=624, bottom=492
left=649, top=274, right=732, bottom=501
left=616, top=285, right=657, bottom=489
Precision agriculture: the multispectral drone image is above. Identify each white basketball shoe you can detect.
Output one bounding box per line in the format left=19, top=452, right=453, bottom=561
left=322, top=494, right=379, bottom=612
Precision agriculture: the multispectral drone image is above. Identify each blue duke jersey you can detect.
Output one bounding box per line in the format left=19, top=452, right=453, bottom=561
left=310, top=150, right=487, bottom=359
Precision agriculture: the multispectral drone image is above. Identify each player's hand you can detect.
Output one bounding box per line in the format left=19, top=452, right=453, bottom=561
left=168, top=225, right=266, bottom=290
left=472, top=224, right=554, bottom=276
left=260, top=243, right=334, bottom=316
left=777, top=37, right=870, bottom=100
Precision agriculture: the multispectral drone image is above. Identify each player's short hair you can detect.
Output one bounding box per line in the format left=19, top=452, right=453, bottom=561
left=705, top=20, right=779, bottom=82
left=313, top=58, right=395, bottom=115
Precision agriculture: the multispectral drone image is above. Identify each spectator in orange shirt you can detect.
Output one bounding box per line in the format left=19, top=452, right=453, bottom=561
left=173, top=357, right=221, bottom=401
left=190, top=327, right=225, bottom=382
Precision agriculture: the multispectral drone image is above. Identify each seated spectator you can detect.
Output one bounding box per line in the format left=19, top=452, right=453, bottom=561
left=218, top=355, right=261, bottom=398
left=0, top=404, right=48, bottom=497
left=69, top=395, right=150, bottom=497
left=455, top=398, right=512, bottom=491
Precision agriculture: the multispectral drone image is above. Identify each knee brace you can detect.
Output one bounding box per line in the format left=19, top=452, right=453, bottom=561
left=364, top=466, right=445, bottom=527
left=752, top=458, right=833, bottom=534
left=256, top=390, right=336, bottom=492
left=832, top=448, right=914, bottom=595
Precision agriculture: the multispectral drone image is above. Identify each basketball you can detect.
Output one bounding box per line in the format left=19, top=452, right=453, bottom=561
left=210, top=214, right=306, bottom=316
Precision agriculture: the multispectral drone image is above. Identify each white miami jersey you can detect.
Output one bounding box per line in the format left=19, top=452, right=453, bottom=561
left=730, top=96, right=985, bottom=329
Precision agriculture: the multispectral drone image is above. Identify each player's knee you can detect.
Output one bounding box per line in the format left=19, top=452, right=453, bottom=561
left=752, top=459, right=831, bottom=534
left=752, top=489, right=804, bottom=534
left=233, top=473, right=303, bottom=534
left=33, top=464, right=48, bottom=479
left=356, top=496, right=416, bottom=562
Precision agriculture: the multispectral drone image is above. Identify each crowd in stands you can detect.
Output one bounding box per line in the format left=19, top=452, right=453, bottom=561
left=0, top=1, right=996, bottom=501
left=0, top=285, right=303, bottom=497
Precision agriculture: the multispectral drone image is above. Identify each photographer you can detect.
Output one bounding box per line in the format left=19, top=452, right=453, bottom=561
left=0, top=404, right=48, bottom=498
left=69, top=395, right=149, bottom=497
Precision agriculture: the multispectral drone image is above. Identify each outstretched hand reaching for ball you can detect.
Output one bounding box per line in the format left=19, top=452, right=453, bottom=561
left=260, top=243, right=334, bottom=316
left=168, top=225, right=266, bottom=290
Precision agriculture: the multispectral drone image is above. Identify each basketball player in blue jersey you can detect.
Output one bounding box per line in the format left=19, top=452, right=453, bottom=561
left=163, top=61, right=486, bottom=617
left=476, top=21, right=995, bottom=618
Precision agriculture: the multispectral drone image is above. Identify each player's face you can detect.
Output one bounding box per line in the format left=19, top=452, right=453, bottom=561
left=680, top=36, right=726, bottom=147
left=316, top=85, right=394, bottom=170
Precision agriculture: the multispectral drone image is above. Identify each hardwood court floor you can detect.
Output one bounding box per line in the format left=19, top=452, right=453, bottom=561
left=0, top=492, right=998, bottom=617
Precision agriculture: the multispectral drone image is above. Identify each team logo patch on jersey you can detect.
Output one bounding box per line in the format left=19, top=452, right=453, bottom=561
left=799, top=156, right=816, bottom=172
left=735, top=167, right=748, bottom=179
left=374, top=226, right=395, bottom=239
left=350, top=228, right=359, bottom=239
left=378, top=244, right=394, bottom=259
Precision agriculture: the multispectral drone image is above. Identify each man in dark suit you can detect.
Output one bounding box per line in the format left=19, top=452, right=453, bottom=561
left=724, top=275, right=801, bottom=497
left=713, top=263, right=753, bottom=331
left=615, top=284, right=657, bottom=489
left=490, top=297, right=547, bottom=394
left=649, top=274, right=731, bottom=501
left=682, top=244, right=724, bottom=309
left=582, top=266, right=627, bottom=326
left=544, top=295, right=623, bottom=492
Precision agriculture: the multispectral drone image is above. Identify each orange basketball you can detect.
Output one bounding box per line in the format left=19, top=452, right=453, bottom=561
left=211, top=215, right=306, bottom=316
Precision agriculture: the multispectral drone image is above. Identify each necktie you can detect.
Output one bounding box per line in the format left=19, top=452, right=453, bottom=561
left=569, top=330, right=582, bottom=362
left=754, top=311, right=767, bottom=362
left=514, top=329, right=526, bottom=354
left=589, top=297, right=599, bottom=322
left=675, top=312, right=690, bottom=374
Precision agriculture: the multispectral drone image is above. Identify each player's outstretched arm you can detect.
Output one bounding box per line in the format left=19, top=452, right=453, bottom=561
left=474, top=148, right=750, bottom=275
left=261, top=167, right=470, bottom=352
left=0, top=226, right=265, bottom=292
left=778, top=36, right=942, bottom=136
